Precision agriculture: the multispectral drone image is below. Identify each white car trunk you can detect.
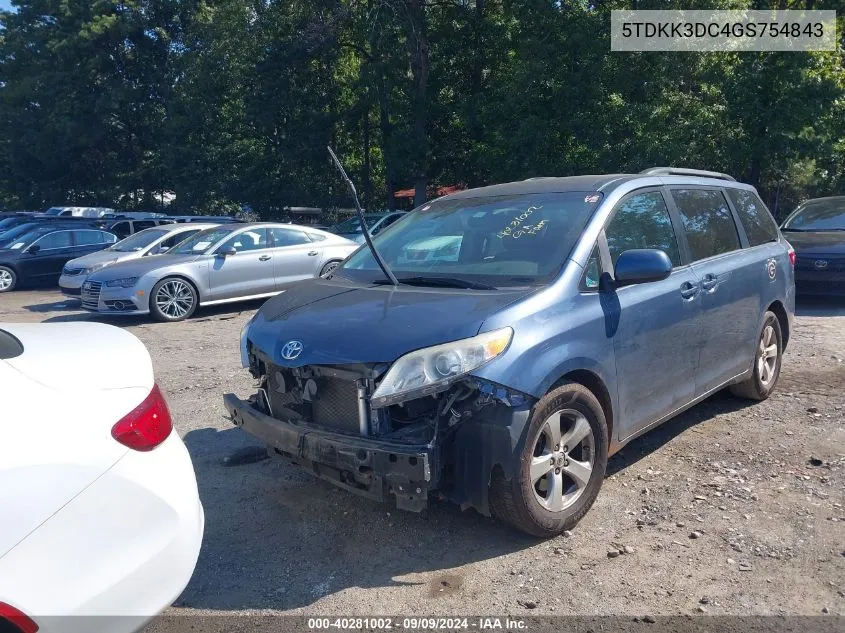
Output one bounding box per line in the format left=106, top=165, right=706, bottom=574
left=0, top=323, right=155, bottom=557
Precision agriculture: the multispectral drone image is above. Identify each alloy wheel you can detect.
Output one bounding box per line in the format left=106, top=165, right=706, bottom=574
left=0, top=269, right=13, bottom=291
left=530, top=408, right=595, bottom=512
left=320, top=261, right=340, bottom=278
left=155, top=279, right=194, bottom=319
left=758, top=324, right=778, bottom=387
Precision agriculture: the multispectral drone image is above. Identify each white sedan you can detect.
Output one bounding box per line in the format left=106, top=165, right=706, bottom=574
left=0, top=322, right=204, bottom=633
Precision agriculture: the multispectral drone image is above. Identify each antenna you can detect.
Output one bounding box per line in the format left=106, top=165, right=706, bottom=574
left=327, top=147, right=398, bottom=286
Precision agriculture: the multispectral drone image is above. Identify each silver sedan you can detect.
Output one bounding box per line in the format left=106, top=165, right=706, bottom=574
left=80, top=223, right=359, bottom=322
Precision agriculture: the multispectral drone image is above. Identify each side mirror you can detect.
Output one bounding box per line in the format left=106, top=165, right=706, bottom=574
left=614, top=249, right=672, bottom=286
left=25, top=244, right=40, bottom=254
left=218, top=247, right=237, bottom=257
left=158, top=246, right=170, bottom=253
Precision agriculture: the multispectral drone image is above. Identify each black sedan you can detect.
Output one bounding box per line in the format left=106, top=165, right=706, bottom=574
left=781, top=196, right=845, bottom=296
left=0, top=224, right=117, bottom=292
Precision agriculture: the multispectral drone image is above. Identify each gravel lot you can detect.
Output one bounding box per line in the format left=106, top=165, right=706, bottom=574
left=2, top=289, right=843, bottom=620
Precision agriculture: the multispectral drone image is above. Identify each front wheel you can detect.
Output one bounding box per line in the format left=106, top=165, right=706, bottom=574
left=490, top=382, right=608, bottom=537
left=0, top=266, right=17, bottom=292
left=150, top=277, right=198, bottom=322
left=319, top=260, right=341, bottom=278
left=729, top=311, right=783, bottom=401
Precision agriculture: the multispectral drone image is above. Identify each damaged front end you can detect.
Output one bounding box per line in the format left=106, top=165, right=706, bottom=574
left=224, top=343, right=535, bottom=515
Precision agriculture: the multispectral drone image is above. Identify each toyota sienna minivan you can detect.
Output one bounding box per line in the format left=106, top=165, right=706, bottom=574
left=225, top=167, right=795, bottom=537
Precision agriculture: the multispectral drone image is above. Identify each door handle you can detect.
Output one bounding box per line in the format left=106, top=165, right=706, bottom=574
left=258, top=255, right=272, bottom=261
left=307, top=251, right=318, bottom=256
left=700, top=274, right=718, bottom=291
left=680, top=281, right=700, bottom=300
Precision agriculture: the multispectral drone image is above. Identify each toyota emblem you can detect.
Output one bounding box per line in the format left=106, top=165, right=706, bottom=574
left=281, top=340, right=303, bottom=360
left=814, top=259, right=829, bottom=270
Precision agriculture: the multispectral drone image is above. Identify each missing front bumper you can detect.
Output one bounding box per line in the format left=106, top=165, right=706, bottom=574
left=223, top=393, right=434, bottom=512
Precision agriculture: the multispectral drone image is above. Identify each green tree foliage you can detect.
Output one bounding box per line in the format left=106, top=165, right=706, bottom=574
left=0, top=0, right=843, bottom=219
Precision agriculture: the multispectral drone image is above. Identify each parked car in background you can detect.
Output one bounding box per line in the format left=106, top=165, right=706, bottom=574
left=228, top=167, right=794, bottom=537
left=780, top=196, right=845, bottom=296
left=169, top=215, right=240, bottom=224
left=0, top=215, right=104, bottom=237
left=81, top=223, right=358, bottom=321
left=100, top=216, right=178, bottom=240
left=328, top=212, right=406, bottom=243
left=59, top=223, right=219, bottom=297
left=396, top=234, right=463, bottom=265
left=0, top=225, right=117, bottom=292
left=0, top=322, right=203, bottom=632
left=43, top=206, right=115, bottom=218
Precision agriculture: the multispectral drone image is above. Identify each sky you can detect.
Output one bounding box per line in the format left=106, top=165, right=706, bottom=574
left=0, top=1, right=13, bottom=11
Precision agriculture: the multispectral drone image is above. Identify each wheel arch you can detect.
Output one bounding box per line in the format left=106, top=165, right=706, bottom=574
left=766, top=300, right=790, bottom=349
left=551, top=369, right=615, bottom=449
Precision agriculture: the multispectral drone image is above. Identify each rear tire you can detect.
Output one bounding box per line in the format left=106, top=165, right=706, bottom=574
left=0, top=266, right=16, bottom=292
left=729, top=311, right=783, bottom=401
left=319, top=260, right=341, bottom=278
left=150, top=277, right=198, bottom=322
left=490, top=382, right=608, bottom=537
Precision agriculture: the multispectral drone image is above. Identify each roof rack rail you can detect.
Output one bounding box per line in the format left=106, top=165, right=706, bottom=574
left=640, top=167, right=736, bottom=182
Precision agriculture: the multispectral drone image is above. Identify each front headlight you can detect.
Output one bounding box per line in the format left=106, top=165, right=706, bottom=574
left=104, top=276, right=138, bottom=288
left=85, top=260, right=116, bottom=274
left=371, top=327, right=513, bottom=406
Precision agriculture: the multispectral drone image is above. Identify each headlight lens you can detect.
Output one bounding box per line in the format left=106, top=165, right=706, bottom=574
left=104, top=276, right=138, bottom=288
left=371, top=327, right=513, bottom=405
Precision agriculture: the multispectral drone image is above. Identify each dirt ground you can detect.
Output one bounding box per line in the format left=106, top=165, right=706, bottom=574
left=2, top=289, right=843, bottom=620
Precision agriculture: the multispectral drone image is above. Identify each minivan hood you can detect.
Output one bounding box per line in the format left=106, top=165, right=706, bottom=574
left=248, top=278, right=533, bottom=365
left=86, top=252, right=200, bottom=281
left=783, top=230, right=845, bottom=255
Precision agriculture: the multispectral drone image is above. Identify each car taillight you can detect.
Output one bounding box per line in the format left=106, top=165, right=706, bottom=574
left=788, top=248, right=796, bottom=266
left=111, top=384, right=173, bottom=451
left=0, top=602, right=38, bottom=633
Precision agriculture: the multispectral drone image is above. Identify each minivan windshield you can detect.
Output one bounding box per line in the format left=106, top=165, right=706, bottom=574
left=331, top=214, right=386, bottom=234
left=782, top=199, right=845, bottom=231
left=336, top=192, right=602, bottom=288
left=170, top=226, right=234, bottom=254
left=108, top=228, right=169, bottom=252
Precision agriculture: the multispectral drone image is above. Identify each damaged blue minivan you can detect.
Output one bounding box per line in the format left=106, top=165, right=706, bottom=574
left=225, top=167, right=795, bottom=537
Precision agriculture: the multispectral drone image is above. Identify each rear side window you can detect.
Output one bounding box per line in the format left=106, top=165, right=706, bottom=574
left=134, top=220, right=157, bottom=231
left=726, top=189, right=778, bottom=246
left=74, top=230, right=108, bottom=245
left=111, top=221, right=131, bottom=239
left=605, top=191, right=681, bottom=267
left=671, top=189, right=740, bottom=261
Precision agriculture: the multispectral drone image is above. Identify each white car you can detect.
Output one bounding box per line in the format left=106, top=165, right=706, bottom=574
left=0, top=322, right=204, bottom=633
left=58, top=223, right=218, bottom=297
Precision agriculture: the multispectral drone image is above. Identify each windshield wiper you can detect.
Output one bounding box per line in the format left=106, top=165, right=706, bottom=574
left=327, top=146, right=399, bottom=286
left=374, top=276, right=496, bottom=290
left=781, top=227, right=807, bottom=231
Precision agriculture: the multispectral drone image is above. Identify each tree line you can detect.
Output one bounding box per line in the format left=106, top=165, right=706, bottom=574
left=0, top=0, right=843, bottom=220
